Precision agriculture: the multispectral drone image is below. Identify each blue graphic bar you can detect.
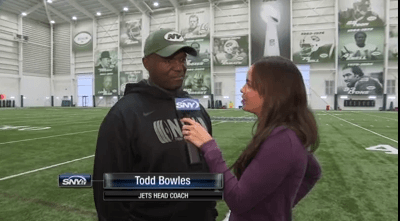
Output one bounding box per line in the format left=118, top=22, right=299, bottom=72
left=103, top=173, right=223, bottom=189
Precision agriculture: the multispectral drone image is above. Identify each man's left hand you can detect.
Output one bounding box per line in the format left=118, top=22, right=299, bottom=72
left=181, top=118, right=213, bottom=149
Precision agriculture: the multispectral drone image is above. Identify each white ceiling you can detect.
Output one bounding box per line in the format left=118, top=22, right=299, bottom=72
left=0, top=0, right=213, bottom=24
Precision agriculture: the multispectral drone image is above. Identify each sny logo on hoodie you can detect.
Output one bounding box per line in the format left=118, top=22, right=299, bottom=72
left=176, top=98, right=200, bottom=111
left=153, top=117, right=208, bottom=144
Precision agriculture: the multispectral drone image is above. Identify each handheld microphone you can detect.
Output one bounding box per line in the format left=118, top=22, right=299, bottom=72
left=175, top=98, right=202, bottom=165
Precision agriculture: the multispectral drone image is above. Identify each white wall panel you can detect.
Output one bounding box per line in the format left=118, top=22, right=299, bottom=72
left=22, top=18, right=51, bottom=76
left=0, top=10, right=18, bottom=76
left=0, top=77, right=20, bottom=106
left=213, top=1, right=249, bottom=36
left=214, top=74, right=236, bottom=107
left=150, top=11, right=176, bottom=34
left=97, top=16, right=119, bottom=50
left=54, top=23, right=70, bottom=76
left=53, top=76, right=73, bottom=107
left=309, top=71, right=335, bottom=110
left=21, top=75, right=51, bottom=107
left=390, top=0, right=399, bottom=25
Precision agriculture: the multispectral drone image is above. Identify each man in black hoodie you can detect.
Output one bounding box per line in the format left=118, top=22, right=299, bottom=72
left=93, top=29, right=218, bottom=221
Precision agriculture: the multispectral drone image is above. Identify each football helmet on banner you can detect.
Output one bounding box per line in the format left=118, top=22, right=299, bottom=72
left=300, top=35, right=321, bottom=57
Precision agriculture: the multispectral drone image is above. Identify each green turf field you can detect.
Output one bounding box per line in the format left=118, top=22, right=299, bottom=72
left=0, top=108, right=398, bottom=221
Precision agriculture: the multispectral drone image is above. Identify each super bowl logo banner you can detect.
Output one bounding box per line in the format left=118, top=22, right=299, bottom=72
left=293, top=30, right=335, bottom=64
left=339, top=27, right=384, bottom=62
left=185, top=38, right=211, bottom=67
left=179, top=8, right=210, bottom=39
left=213, top=36, right=249, bottom=66
left=120, top=70, right=143, bottom=95
left=120, top=19, right=142, bottom=47
left=337, top=62, right=384, bottom=95
left=251, top=0, right=291, bottom=62
left=338, top=0, right=385, bottom=29
left=72, top=20, right=93, bottom=52
left=183, top=67, right=211, bottom=95
left=95, top=48, right=119, bottom=96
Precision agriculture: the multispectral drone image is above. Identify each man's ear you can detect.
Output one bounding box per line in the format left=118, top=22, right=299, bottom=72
left=143, top=57, right=149, bottom=71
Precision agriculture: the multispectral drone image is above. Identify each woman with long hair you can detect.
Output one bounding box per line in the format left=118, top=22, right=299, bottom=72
left=181, top=56, right=322, bottom=220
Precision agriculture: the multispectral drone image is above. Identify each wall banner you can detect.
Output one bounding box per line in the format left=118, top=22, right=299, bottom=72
left=213, top=36, right=249, bottom=66
left=94, top=48, right=119, bottom=96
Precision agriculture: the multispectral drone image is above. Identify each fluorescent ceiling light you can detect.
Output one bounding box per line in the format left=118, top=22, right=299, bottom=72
left=21, top=12, right=27, bottom=16
left=72, top=16, right=77, bottom=20
left=97, top=12, right=102, bottom=16
left=123, top=7, right=129, bottom=11
left=154, top=2, right=159, bottom=7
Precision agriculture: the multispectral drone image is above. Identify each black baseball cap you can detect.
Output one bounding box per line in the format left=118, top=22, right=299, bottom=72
left=144, top=29, right=197, bottom=57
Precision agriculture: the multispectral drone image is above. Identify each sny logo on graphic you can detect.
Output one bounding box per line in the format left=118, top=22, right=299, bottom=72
left=59, top=174, right=92, bottom=188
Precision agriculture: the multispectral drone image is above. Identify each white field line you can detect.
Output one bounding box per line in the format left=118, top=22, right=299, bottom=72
left=328, top=114, right=398, bottom=144
left=212, top=122, right=226, bottom=126
left=358, top=112, right=398, bottom=122
left=0, top=113, right=102, bottom=123
left=0, top=119, right=101, bottom=128
left=0, top=130, right=98, bottom=145
left=0, top=155, right=95, bottom=181
left=0, top=122, right=227, bottom=181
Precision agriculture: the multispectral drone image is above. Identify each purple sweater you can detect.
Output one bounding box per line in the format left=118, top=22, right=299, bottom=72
left=201, top=126, right=322, bottom=221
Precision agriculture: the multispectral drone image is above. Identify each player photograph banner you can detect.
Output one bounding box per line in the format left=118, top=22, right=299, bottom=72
left=183, top=67, right=211, bottom=95
left=72, top=21, right=93, bottom=52
left=213, top=36, right=249, bottom=66
left=120, top=19, right=142, bottom=47
left=120, top=70, right=143, bottom=95
left=337, top=62, right=384, bottom=95
left=389, top=25, right=398, bottom=60
left=339, top=0, right=385, bottom=29
left=339, top=27, right=384, bottom=62
left=251, top=0, right=291, bottom=62
left=95, top=48, right=118, bottom=96
left=185, top=38, right=211, bottom=67
left=293, top=30, right=335, bottom=64
left=179, top=8, right=210, bottom=39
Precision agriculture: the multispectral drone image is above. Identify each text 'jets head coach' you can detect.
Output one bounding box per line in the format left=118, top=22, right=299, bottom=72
left=93, top=29, right=218, bottom=221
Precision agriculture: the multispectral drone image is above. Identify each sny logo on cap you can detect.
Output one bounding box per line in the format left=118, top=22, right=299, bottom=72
left=59, top=173, right=92, bottom=188
left=164, top=32, right=184, bottom=42
left=176, top=98, right=200, bottom=111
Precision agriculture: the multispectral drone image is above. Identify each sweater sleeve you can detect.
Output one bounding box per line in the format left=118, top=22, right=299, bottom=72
left=200, top=131, right=295, bottom=215
left=293, top=153, right=322, bottom=207
left=93, top=112, right=135, bottom=221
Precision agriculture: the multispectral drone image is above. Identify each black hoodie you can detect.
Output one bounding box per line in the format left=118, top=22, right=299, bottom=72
left=93, top=79, right=217, bottom=221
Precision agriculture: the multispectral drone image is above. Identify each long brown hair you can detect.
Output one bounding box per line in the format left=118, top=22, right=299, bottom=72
left=231, top=56, right=320, bottom=180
